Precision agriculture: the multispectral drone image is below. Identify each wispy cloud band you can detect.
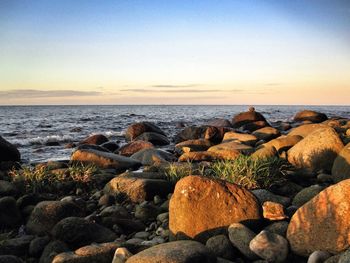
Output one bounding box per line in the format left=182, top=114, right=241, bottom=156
left=0, top=89, right=102, bottom=98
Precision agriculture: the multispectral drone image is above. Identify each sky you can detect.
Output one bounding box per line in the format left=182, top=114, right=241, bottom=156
left=0, top=0, right=349, bottom=105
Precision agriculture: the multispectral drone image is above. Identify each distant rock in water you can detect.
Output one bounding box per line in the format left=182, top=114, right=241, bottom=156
left=125, top=122, right=166, bottom=141
left=79, top=134, right=109, bottom=145
left=231, top=107, right=267, bottom=129
left=293, top=110, right=328, bottom=123
left=0, top=135, right=20, bottom=162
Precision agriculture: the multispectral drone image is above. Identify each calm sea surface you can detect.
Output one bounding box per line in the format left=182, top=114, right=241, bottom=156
left=0, top=105, right=349, bottom=163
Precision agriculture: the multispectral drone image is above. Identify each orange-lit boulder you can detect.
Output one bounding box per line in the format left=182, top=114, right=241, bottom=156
left=222, top=131, right=258, bottom=146
left=118, top=140, right=154, bottom=157
left=287, top=179, right=350, bottom=256
left=287, top=123, right=328, bottom=138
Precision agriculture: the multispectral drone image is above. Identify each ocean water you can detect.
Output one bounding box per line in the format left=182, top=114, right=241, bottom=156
left=0, top=105, right=349, bottom=163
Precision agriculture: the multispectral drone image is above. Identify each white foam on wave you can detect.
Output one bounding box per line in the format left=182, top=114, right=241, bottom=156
left=12, top=135, right=74, bottom=146
left=91, top=130, right=124, bottom=137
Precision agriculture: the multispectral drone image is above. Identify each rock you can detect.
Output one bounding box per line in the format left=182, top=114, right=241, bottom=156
left=52, top=242, right=122, bottom=263
left=203, top=126, right=229, bottom=143
left=294, top=110, right=328, bottom=123
left=104, top=172, right=173, bottom=203
left=253, top=127, right=281, bottom=141
left=0, top=256, right=24, bottom=263
left=288, top=124, right=329, bottom=138
left=262, top=201, right=288, bottom=221
left=118, top=141, right=154, bottom=157
left=39, top=241, right=69, bottom=263
left=263, top=135, right=303, bottom=154
left=228, top=223, right=258, bottom=260
left=307, top=250, right=331, bottom=263
left=251, top=145, right=277, bottom=160
left=101, top=141, right=119, bottom=152
left=71, top=149, right=141, bottom=170
left=125, top=122, right=166, bottom=141
left=170, top=176, right=261, bottom=242
left=206, top=235, right=235, bottom=260
left=249, top=230, right=289, bottom=263
left=317, top=173, right=333, bottom=184
left=288, top=127, right=344, bottom=172
left=231, top=107, right=267, bottom=128
left=135, top=203, right=160, bottom=221
left=207, top=118, right=232, bottom=128
left=264, top=221, right=289, bottom=237
left=0, top=181, right=18, bottom=197
left=242, top=121, right=270, bottom=132
left=29, top=236, right=50, bottom=257
left=0, top=235, right=34, bottom=256
left=270, top=181, right=304, bottom=198
left=130, top=148, right=175, bottom=166
left=0, top=196, right=21, bottom=227
left=332, top=142, right=350, bottom=183
left=100, top=204, right=130, bottom=218
left=251, top=189, right=291, bottom=207
left=174, top=126, right=206, bottom=143
left=112, top=247, right=133, bottom=263
left=80, top=134, right=109, bottom=145
left=287, top=179, right=350, bottom=256
left=125, top=240, right=216, bottom=263
left=338, top=249, right=350, bottom=263
left=178, top=151, right=223, bottom=162
left=208, top=140, right=253, bottom=155
left=292, top=185, right=325, bottom=207
left=76, top=144, right=110, bottom=153
left=26, top=200, right=84, bottom=235
left=175, top=139, right=213, bottom=154
left=324, top=254, right=341, bottom=263
left=134, top=132, right=170, bottom=146
left=222, top=131, right=258, bottom=146
left=52, top=217, right=117, bottom=248
left=0, top=136, right=20, bottom=162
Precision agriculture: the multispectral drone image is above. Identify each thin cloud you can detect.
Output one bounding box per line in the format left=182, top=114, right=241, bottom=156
left=121, top=88, right=245, bottom=93
left=151, top=84, right=200, bottom=88
left=265, top=83, right=282, bottom=86
left=0, top=89, right=102, bottom=98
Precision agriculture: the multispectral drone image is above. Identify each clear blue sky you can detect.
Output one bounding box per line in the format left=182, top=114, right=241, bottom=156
left=1, top=0, right=349, bottom=105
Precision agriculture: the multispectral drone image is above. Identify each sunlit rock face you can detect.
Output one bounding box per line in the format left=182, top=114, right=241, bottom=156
left=287, top=179, right=350, bottom=256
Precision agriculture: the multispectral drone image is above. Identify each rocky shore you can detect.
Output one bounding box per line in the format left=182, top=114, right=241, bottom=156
left=1, top=107, right=350, bottom=263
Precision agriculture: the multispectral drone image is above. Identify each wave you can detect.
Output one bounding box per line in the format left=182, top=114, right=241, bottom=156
left=12, top=135, right=74, bottom=147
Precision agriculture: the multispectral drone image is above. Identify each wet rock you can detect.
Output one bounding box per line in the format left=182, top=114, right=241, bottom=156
left=0, top=136, right=20, bottom=162
left=118, top=141, right=154, bottom=157
left=288, top=127, right=344, bottom=172
left=228, top=223, right=258, bottom=260
left=287, top=179, right=350, bottom=256
left=125, top=240, right=216, bottom=263
left=332, top=142, right=350, bottom=183
left=130, top=148, right=175, bottom=166
left=134, top=132, right=170, bottom=146
left=71, top=149, right=141, bottom=170
left=206, top=234, right=236, bottom=260
left=26, top=200, right=84, bottom=235
left=249, top=230, right=289, bottom=263
left=170, top=176, right=261, bottom=242
left=125, top=122, right=166, bottom=141
left=80, top=134, right=109, bottom=145
left=292, top=185, right=325, bottom=207
left=294, top=110, right=328, bottom=123
left=253, top=127, right=281, bottom=141
left=0, top=196, right=21, bottom=227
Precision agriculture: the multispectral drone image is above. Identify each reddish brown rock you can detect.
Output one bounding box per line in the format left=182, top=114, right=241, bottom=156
left=287, top=127, right=344, bottom=172
left=293, top=110, right=328, bottom=123
left=262, top=201, right=288, bottom=221
left=169, top=175, right=262, bottom=242
left=252, top=127, right=281, bottom=141
left=79, top=134, right=109, bottom=145
left=263, top=135, right=302, bottom=153
left=288, top=123, right=329, bottom=138
left=222, top=131, right=258, bottom=146
left=231, top=107, right=267, bottom=128
left=175, top=139, right=213, bottom=154
left=287, top=179, right=350, bottom=256
left=178, top=151, right=222, bottom=162
left=208, top=140, right=253, bottom=155
left=125, top=122, right=166, bottom=141
left=118, top=140, right=154, bottom=157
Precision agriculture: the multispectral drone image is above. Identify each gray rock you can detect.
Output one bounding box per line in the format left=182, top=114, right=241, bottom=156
left=228, top=223, right=258, bottom=260
left=307, top=250, right=331, bottom=263
left=252, top=189, right=290, bottom=206
left=0, top=235, right=35, bottom=256
left=135, top=204, right=160, bottom=221
left=264, top=221, right=289, bottom=237
left=130, top=148, right=175, bottom=166
left=29, top=236, right=50, bottom=257
left=249, top=230, right=288, bottom=263
left=39, top=240, right=69, bottom=263
left=0, top=255, right=24, bottom=263
left=0, top=196, right=21, bottom=227
left=134, top=132, right=170, bottom=146
left=206, top=234, right=235, bottom=260
left=0, top=181, right=18, bottom=197
left=338, top=249, right=350, bottom=263
left=292, top=185, right=325, bottom=207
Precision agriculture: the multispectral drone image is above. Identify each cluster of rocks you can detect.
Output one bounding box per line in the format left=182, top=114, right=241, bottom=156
left=1, top=107, right=350, bottom=262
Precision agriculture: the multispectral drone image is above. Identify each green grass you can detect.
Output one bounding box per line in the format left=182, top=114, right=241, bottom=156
left=9, top=163, right=99, bottom=193
left=163, top=155, right=289, bottom=189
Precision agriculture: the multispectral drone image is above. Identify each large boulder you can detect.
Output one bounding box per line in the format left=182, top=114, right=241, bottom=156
left=288, top=123, right=328, bottom=138
left=287, top=179, right=350, bottom=256
left=293, top=110, right=328, bottom=123
left=231, top=107, right=267, bottom=128
left=222, top=131, right=258, bottom=146
left=207, top=118, right=232, bottom=128
left=208, top=140, right=253, bottom=155
left=26, top=201, right=84, bottom=235
left=71, top=149, right=141, bottom=170
left=130, top=148, right=175, bottom=166
left=79, top=134, right=109, bottom=145
left=126, top=240, right=216, bottom=263
left=52, top=217, right=117, bottom=248
left=125, top=122, right=166, bottom=141
left=332, top=142, right=350, bottom=183
left=0, top=196, right=21, bottom=227
left=174, top=126, right=206, bottom=143
left=118, top=140, right=154, bottom=157
left=263, top=135, right=302, bottom=153
left=175, top=139, right=213, bottom=154
left=134, top=132, right=170, bottom=146
left=287, top=127, right=344, bottom=172
left=104, top=172, right=173, bottom=202
left=0, top=136, right=20, bottom=162
left=0, top=180, right=18, bottom=197
left=178, top=151, right=224, bottom=162
left=252, top=127, right=281, bottom=141
left=169, top=176, right=262, bottom=242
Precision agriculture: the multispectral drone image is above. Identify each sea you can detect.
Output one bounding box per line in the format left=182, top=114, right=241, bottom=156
left=0, top=105, right=349, bottom=163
